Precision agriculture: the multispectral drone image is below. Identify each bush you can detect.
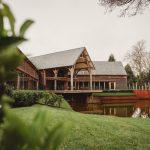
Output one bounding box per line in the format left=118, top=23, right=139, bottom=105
left=11, top=90, right=72, bottom=110
left=12, top=90, right=43, bottom=107
left=12, top=90, right=54, bottom=107
left=38, top=92, right=72, bottom=110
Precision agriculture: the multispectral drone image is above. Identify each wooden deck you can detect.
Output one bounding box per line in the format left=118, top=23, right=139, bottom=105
left=48, top=90, right=103, bottom=94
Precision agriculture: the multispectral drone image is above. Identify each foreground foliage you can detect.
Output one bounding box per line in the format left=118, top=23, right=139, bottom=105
left=12, top=105, right=150, bottom=150
left=0, top=1, right=69, bottom=149
left=0, top=0, right=33, bottom=120
left=0, top=107, right=70, bottom=150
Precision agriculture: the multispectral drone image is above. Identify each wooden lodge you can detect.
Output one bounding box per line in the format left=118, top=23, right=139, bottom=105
left=29, top=47, right=127, bottom=91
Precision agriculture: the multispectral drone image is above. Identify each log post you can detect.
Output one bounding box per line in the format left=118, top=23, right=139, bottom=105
left=109, top=82, right=111, bottom=90
left=53, top=69, right=58, bottom=91
left=22, top=74, right=25, bottom=90
left=114, top=82, right=116, bottom=90
left=69, top=67, right=74, bottom=91
left=43, top=70, right=46, bottom=89
left=109, top=108, right=112, bottom=115
left=17, top=73, right=20, bottom=90
left=88, top=69, right=93, bottom=90
left=99, top=82, right=100, bottom=90
left=36, top=81, right=39, bottom=90
left=104, top=82, right=106, bottom=90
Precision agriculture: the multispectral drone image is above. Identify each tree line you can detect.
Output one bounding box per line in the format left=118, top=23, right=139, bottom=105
left=108, top=40, right=150, bottom=89
left=125, top=40, right=150, bottom=89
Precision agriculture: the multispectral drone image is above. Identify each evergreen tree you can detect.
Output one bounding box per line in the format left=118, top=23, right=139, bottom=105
left=144, top=70, right=150, bottom=83
left=108, top=54, right=116, bottom=62
left=125, top=64, right=136, bottom=85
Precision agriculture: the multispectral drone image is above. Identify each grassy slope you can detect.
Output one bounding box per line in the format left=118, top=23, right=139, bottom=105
left=13, top=106, right=150, bottom=150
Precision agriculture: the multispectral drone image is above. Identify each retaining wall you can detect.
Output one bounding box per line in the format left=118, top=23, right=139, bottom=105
left=133, top=90, right=150, bottom=98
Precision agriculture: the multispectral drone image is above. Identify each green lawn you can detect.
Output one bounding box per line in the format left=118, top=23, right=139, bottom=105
left=13, top=105, right=150, bottom=150
left=93, top=92, right=135, bottom=97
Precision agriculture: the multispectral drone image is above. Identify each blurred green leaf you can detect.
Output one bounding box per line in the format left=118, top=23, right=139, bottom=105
left=19, top=20, right=34, bottom=37
left=1, top=95, right=14, bottom=105
left=0, top=12, right=4, bottom=36
left=0, top=37, right=26, bottom=49
left=43, top=123, right=68, bottom=150
left=0, top=48, right=24, bottom=69
left=3, top=3, right=15, bottom=36
left=0, top=47, right=24, bottom=83
left=1, top=109, right=29, bottom=150
left=0, top=107, right=70, bottom=150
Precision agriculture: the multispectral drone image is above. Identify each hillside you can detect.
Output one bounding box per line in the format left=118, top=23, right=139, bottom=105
left=13, top=105, right=150, bottom=150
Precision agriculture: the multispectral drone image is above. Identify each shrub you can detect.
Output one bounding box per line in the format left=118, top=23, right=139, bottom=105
left=38, top=93, right=66, bottom=108
left=11, top=90, right=72, bottom=110
left=12, top=90, right=45, bottom=107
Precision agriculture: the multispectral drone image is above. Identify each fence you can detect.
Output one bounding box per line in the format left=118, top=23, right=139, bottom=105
left=128, top=82, right=150, bottom=90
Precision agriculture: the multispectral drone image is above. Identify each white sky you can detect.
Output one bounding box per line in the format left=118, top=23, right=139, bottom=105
left=5, top=0, right=150, bottom=63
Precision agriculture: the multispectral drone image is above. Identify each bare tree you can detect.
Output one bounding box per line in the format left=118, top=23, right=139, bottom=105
left=125, top=40, right=147, bottom=82
left=144, top=52, right=150, bottom=71
left=98, top=0, right=150, bottom=16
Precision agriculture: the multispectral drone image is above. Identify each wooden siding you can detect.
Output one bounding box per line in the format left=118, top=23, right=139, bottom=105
left=76, top=75, right=127, bottom=89
left=17, top=59, right=39, bottom=80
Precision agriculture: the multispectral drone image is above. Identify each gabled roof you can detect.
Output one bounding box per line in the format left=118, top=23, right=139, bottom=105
left=79, top=61, right=127, bottom=76
left=29, top=47, right=86, bottom=70
left=18, top=48, right=38, bottom=71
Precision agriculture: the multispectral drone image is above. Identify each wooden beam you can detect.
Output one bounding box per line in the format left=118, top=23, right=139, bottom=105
left=69, top=67, right=74, bottom=91
left=43, top=70, right=46, bottom=87
left=36, top=81, right=39, bottom=90
left=88, top=69, right=93, bottom=90
left=53, top=69, right=58, bottom=90
left=17, top=73, right=20, bottom=90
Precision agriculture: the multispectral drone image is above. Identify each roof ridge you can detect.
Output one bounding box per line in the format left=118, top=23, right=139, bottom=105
left=29, top=47, right=85, bottom=59
left=93, top=61, right=121, bottom=63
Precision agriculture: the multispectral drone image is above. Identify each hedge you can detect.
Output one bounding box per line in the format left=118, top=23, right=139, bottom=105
left=93, top=92, right=135, bottom=97
left=11, top=90, right=72, bottom=110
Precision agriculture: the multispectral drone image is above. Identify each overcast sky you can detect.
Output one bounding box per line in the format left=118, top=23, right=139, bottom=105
left=6, top=0, right=150, bottom=63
